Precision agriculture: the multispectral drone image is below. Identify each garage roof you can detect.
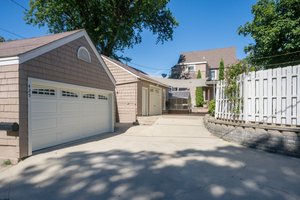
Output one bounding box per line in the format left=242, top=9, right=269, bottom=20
left=102, top=55, right=168, bottom=88
left=0, top=30, right=81, bottom=58
left=0, top=29, right=115, bottom=85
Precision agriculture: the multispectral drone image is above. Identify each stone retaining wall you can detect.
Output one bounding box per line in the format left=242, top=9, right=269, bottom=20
left=204, top=115, right=300, bottom=158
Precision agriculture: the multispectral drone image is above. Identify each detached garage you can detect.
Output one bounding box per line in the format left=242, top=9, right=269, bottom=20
left=0, top=30, right=115, bottom=162
left=102, top=55, right=168, bottom=123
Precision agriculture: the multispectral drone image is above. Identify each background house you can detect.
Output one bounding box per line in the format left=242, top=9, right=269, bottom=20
left=0, top=30, right=115, bottom=162
left=102, top=56, right=168, bottom=123
left=170, top=47, right=237, bottom=107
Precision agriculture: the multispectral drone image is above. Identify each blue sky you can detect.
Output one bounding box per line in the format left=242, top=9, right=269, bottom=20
left=0, top=0, right=256, bottom=76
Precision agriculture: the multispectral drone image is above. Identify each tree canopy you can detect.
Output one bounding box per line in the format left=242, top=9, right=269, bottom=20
left=238, top=0, right=300, bottom=68
left=0, top=36, right=5, bottom=42
left=25, top=0, right=178, bottom=59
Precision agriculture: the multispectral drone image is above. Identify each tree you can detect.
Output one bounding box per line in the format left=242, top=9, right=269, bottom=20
left=218, top=58, right=224, bottom=80
left=238, top=0, right=300, bottom=69
left=195, top=70, right=204, bottom=107
left=25, top=0, right=178, bottom=59
left=161, top=73, right=167, bottom=78
left=0, top=36, right=5, bottom=42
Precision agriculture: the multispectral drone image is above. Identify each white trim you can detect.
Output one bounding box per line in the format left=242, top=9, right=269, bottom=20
left=102, top=56, right=139, bottom=78
left=178, top=61, right=207, bottom=65
left=82, top=31, right=116, bottom=85
left=102, top=56, right=169, bottom=87
left=19, top=31, right=85, bottom=64
left=0, top=56, right=19, bottom=66
left=28, top=78, right=33, bottom=156
left=14, top=30, right=115, bottom=85
left=142, top=87, right=149, bottom=116
left=77, top=46, right=91, bottom=63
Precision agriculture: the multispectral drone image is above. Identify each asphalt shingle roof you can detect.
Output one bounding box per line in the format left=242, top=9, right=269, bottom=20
left=102, top=55, right=168, bottom=87
left=0, top=30, right=82, bottom=58
left=178, top=46, right=237, bottom=68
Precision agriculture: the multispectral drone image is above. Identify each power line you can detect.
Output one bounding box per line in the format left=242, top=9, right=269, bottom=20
left=10, top=0, right=27, bottom=11
left=0, top=27, right=25, bottom=39
left=128, top=61, right=170, bottom=70
left=251, top=50, right=300, bottom=60
left=259, top=59, right=300, bottom=67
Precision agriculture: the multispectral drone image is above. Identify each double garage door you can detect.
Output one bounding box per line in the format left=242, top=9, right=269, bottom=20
left=29, top=79, right=113, bottom=152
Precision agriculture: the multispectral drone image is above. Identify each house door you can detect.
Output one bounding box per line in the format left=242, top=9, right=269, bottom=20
left=149, top=85, right=162, bottom=115
left=142, top=87, right=148, bottom=116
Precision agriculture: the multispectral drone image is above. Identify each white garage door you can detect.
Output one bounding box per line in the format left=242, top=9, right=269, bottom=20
left=149, top=85, right=162, bottom=115
left=28, top=79, right=113, bottom=152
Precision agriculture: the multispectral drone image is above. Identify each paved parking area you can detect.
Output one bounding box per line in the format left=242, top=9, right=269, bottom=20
left=0, top=115, right=299, bottom=200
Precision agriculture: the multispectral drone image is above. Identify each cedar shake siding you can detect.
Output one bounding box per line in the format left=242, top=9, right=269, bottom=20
left=0, top=36, right=115, bottom=161
left=115, top=83, right=137, bottom=123
left=102, top=56, right=168, bottom=123
left=0, top=64, right=20, bottom=162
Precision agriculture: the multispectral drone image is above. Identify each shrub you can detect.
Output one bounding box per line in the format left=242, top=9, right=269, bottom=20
left=195, top=70, right=204, bottom=107
left=208, top=99, right=215, bottom=116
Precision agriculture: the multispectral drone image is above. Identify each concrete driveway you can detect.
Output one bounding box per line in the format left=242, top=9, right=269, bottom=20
left=0, top=115, right=299, bottom=200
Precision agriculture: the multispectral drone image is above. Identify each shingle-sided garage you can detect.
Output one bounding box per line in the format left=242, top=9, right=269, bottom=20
left=0, top=30, right=115, bottom=162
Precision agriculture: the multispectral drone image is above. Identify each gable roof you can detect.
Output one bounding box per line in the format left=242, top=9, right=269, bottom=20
left=0, top=30, right=81, bottom=58
left=150, top=76, right=206, bottom=87
left=178, top=46, right=237, bottom=68
left=0, top=29, right=115, bottom=85
left=101, top=55, right=168, bottom=87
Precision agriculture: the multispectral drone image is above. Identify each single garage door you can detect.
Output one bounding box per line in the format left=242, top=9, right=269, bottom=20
left=29, top=79, right=113, bottom=151
left=149, top=85, right=162, bottom=115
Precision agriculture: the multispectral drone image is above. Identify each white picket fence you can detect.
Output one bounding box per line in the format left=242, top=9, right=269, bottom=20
left=215, top=65, right=300, bottom=126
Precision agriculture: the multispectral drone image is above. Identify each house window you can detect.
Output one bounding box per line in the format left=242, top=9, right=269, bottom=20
left=77, top=46, right=91, bottom=63
left=32, top=88, right=56, bottom=96
left=62, top=90, right=78, bottom=98
left=210, top=70, right=216, bottom=80
left=187, top=65, right=195, bottom=72
left=98, top=95, right=108, bottom=100
left=83, top=94, right=95, bottom=99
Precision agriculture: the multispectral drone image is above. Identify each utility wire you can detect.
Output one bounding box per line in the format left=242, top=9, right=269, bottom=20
left=10, top=0, right=27, bottom=11
left=0, top=27, right=25, bottom=39
left=258, top=59, right=300, bottom=67
left=251, top=50, right=300, bottom=60
left=128, top=61, right=170, bottom=70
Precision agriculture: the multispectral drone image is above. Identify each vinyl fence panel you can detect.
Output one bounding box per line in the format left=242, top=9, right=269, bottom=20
left=215, top=65, right=300, bottom=126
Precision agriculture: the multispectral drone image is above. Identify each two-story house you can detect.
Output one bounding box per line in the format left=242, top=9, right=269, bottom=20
left=170, top=47, right=237, bottom=107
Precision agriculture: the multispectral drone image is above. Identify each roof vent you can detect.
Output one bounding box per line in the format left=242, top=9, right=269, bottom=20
left=77, top=46, right=91, bottom=63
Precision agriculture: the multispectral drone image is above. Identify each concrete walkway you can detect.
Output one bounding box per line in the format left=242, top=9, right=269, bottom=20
left=0, top=115, right=299, bottom=200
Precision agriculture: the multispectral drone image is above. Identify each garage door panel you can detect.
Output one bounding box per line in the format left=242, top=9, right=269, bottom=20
left=31, top=131, right=58, bottom=150
left=31, top=118, right=58, bottom=131
left=31, top=101, right=58, bottom=113
left=29, top=80, right=112, bottom=151
left=60, top=102, right=80, bottom=113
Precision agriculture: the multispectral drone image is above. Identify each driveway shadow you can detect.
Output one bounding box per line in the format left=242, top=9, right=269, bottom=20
left=0, top=145, right=299, bottom=200
left=31, top=123, right=133, bottom=157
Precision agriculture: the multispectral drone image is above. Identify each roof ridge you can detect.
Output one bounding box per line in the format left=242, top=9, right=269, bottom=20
left=0, top=29, right=83, bottom=45
left=180, top=46, right=236, bottom=55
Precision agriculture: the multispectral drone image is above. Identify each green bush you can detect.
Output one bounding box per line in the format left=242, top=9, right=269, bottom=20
left=208, top=99, right=215, bottom=116
left=3, top=159, right=12, bottom=166
left=195, top=70, right=204, bottom=107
